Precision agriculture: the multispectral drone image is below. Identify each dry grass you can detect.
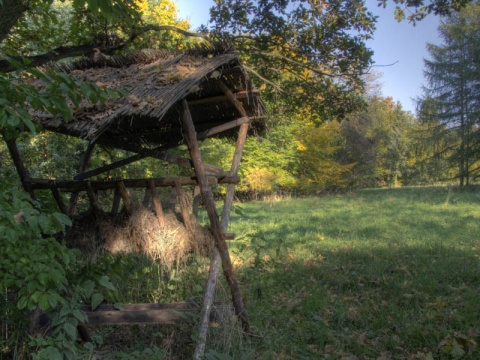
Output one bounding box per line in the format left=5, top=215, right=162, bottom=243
left=66, top=205, right=215, bottom=272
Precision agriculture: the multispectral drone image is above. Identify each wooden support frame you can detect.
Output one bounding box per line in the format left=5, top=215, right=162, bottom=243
left=180, top=99, right=250, bottom=339
left=193, top=89, right=252, bottom=358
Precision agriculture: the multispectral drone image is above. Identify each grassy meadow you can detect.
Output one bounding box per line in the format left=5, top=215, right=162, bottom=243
left=90, top=186, right=480, bottom=359
left=209, top=186, right=480, bottom=359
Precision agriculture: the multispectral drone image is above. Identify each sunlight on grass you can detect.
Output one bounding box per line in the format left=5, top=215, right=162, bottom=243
left=224, top=186, right=480, bottom=359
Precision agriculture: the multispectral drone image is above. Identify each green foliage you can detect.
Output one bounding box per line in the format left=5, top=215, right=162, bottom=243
left=225, top=186, right=480, bottom=358
left=0, top=181, right=120, bottom=358
left=209, top=0, right=375, bottom=121
left=338, top=96, right=416, bottom=187
left=420, top=2, right=480, bottom=186
left=0, top=60, right=127, bottom=139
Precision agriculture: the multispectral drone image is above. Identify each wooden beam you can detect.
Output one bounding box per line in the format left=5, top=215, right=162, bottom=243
left=194, top=122, right=250, bottom=359
left=217, top=80, right=248, bottom=118
left=3, top=137, right=35, bottom=198
left=180, top=99, right=250, bottom=335
left=83, top=302, right=198, bottom=325
left=27, top=176, right=240, bottom=192
left=187, top=90, right=259, bottom=107
left=76, top=148, right=225, bottom=180
left=49, top=181, right=68, bottom=214
left=196, top=117, right=250, bottom=140
left=81, top=302, right=231, bottom=326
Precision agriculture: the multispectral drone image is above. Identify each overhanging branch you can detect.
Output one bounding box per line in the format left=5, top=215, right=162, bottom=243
left=0, top=25, right=207, bottom=73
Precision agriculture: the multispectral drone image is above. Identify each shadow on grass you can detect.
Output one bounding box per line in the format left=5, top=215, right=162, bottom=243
left=227, top=187, right=480, bottom=359
left=237, top=245, right=480, bottom=359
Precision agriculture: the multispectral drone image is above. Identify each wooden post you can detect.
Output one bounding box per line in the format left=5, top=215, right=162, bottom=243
left=192, top=185, right=201, bottom=218
left=193, top=82, right=252, bottom=358
left=111, top=188, right=121, bottom=215
left=86, top=181, right=101, bottom=215
left=180, top=100, right=250, bottom=336
left=142, top=187, right=151, bottom=207
left=175, top=182, right=195, bottom=239
left=50, top=181, right=68, bottom=214
left=68, top=141, right=95, bottom=215
left=168, top=187, right=177, bottom=212
left=116, top=181, right=132, bottom=213
left=3, top=137, right=35, bottom=198
left=148, top=180, right=165, bottom=226
left=193, top=123, right=250, bottom=359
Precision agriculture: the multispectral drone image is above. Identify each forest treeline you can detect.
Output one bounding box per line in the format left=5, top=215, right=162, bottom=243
left=2, top=2, right=479, bottom=198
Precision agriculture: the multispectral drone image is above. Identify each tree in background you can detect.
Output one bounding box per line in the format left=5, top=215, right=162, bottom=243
left=421, top=2, right=480, bottom=186
left=411, top=96, right=456, bottom=183
left=337, top=97, right=415, bottom=188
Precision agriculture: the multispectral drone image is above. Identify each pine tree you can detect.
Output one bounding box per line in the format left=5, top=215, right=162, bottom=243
left=422, top=3, right=480, bottom=186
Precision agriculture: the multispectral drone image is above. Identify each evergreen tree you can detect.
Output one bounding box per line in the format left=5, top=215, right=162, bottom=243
left=421, top=3, right=480, bottom=186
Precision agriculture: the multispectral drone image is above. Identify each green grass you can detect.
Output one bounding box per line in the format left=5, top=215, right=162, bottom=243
left=85, top=186, right=480, bottom=359
left=214, top=186, right=480, bottom=359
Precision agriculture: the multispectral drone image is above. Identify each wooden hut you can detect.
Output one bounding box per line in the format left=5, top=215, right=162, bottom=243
left=4, top=45, right=266, bottom=355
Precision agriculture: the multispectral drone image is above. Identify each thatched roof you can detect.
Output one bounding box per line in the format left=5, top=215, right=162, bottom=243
left=36, top=47, right=266, bottom=153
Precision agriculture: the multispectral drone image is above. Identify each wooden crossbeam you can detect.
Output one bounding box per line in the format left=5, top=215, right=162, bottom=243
left=75, top=148, right=225, bottom=180
left=27, top=176, right=240, bottom=192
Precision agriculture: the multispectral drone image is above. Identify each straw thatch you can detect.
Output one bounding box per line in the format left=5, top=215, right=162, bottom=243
left=34, top=46, right=266, bottom=153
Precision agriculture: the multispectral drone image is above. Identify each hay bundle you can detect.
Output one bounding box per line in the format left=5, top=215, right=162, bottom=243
left=67, top=206, right=215, bottom=270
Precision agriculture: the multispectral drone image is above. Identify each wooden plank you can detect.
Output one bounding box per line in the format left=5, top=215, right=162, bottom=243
left=180, top=100, right=250, bottom=335
left=81, top=302, right=231, bottom=326
left=217, top=80, right=248, bottom=118
left=85, top=309, right=195, bottom=325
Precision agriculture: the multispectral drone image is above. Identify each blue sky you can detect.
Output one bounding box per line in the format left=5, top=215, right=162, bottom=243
left=176, top=0, right=442, bottom=114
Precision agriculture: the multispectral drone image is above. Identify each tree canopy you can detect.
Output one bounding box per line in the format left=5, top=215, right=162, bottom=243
left=419, top=1, right=480, bottom=186
left=0, top=0, right=473, bottom=125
